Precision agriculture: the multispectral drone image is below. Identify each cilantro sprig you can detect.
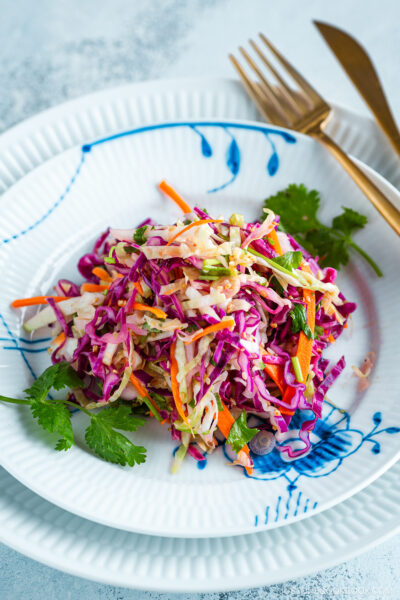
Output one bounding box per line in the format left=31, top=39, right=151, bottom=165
left=0, top=362, right=146, bottom=467
left=226, top=410, right=257, bottom=453
left=262, top=184, right=382, bottom=276
left=289, top=303, right=313, bottom=340
left=133, top=225, right=148, bottom=246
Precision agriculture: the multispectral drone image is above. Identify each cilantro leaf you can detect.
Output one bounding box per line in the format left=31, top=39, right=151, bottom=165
left=94, top=404, right=146, bottom=431
left=264, top=184, right=321, bottom=233
left=25, top=362, right=84, bottom=401
left=269, top=276, right=285, bottom=296
left=85, top=418, right=146, bottom=467
left=332, top=207, right=367, bottom=236
left=0, top=363, right=148, bottom=467
left=262, top=184, right=382, bottom=276
left=304, top=228, right=350, bottom=270
left=142, top=322, right=162, bottom=333
left=21, top=362, right=84, bottom=451
left=133, top=226, right=147, bottom=245
left=226, top=410, right=257, bottom=453
left=30, top=399, right=74, bottom=450
left=314, top=325, right=324, bottom=340
left=289, top=303, right=313, bottom=340
left=271, top=250, right=303, bottom=271
left=123, top=245, right=139, bottom=254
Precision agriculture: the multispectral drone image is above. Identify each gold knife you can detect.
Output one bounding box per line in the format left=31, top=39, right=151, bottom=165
left=314, top=21, right=400, bottom=158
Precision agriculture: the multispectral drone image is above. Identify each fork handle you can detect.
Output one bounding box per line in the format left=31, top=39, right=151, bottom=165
left=313, top=130, right=400, bottom=236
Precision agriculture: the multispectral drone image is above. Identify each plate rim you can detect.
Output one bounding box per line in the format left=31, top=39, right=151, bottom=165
left=0, top=462, right=399, bottom=592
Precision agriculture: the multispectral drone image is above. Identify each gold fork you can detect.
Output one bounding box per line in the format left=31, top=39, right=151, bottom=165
left=229, top=33, right=400, bottom=236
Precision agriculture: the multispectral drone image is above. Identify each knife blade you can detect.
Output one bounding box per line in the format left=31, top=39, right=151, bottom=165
left=314, top=20, right=400, bottom=158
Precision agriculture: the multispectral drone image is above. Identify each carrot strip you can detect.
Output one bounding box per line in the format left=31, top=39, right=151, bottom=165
left=282, top=264, right=315, bottom=407
left=92, top=267, right=113, bottom=282
left=167, top=219, right=223, bottom=246
left=328, top=334, right=335, bottom=344
left=11, top=296, right=70, bottom=308
left=170, top=341, right=189, bottom=425
left=264, top=363, right=286, bottom=395
left=279, top=406, right=295, bottom=416
left=51, top=331, right=66, bottom=347
left=82, top=283, right=109, bottom=293
left=268, top=227, right=282, bottom=256
left=129, top=373, right=160, bottom=416
left=184, top=318, right=235, bottom=344
left=132, top=302, right=167, bottom=319
left=159, top=180, right=192, bottom=214
left=133, top=280, right=144, bottom=296
left=218, top=399, right=253, bottom=475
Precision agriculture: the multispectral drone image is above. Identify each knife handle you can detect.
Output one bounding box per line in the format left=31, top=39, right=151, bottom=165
left=315, top=130, right=400, bottom=236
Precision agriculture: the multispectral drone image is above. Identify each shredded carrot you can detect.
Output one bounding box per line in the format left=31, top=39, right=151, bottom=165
left=170, top=341, right=189, bottom=425
left=92, top=267, right=113, bottom=282
left=268, top=227, right=282, bottom=256
left=167, top=219, right=223, bottom=246
left=282, top=264, right=315, bottom=407
left=158, top=180, right=192, bottom=214
left=185, top=318, right=235, bottom=344
left=11, top=296, right=70, bottom=308
left=264, top=363, right=286, bottom=395
left=328, top=334, right=335, bottom=344
left=279, top=406, right=295, bottom=416
left=132, top=302, right=167, bottom=319
left=344, top=322, right=348, bottom=329
left=160, top=418, right=169, bottom=425
left=51, top=332, right=66, bottom=347
left=129, top=373, right=160, bottom=416
left=218, top=399, right=253, bottom=475
left=133, top=280, right=144, bottom=296
left=82, top=283, right=109, bottom=293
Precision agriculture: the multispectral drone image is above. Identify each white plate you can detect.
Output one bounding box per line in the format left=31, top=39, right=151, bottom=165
left=0, top=77, right=399, bottom=589
left=0, top=461, right=399, bottom=592
left=1, top=109, right=400, bottom=538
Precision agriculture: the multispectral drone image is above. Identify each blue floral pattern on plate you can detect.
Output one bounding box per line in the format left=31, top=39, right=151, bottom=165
left=239, top=402, right=400, bottom=526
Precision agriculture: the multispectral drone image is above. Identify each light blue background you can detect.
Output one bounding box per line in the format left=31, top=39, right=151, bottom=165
left=0, top=0, right=399, bottom=598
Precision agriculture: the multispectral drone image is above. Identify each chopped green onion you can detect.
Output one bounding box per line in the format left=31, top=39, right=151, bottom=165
left=215, top=393, right=223, bottom=412
left=291, top=356, right=303, bottom=383
left=104, top=245, right=117, bottom=265
left=139, top=395, right=162, bottom=422
left=229, top=213, right=244, bottom=227
left=201, top=266, right=232, bottom=276
left=203, top=259, right=220, bottom=267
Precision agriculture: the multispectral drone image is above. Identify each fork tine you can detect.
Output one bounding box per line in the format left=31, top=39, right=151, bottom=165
left=259, top=32, right=322, bottom=105
left=248, top=39, right=303, bottom=117
left=238, top=46, right=292, bottom=126
left=229, top=54, right=283, bottom=125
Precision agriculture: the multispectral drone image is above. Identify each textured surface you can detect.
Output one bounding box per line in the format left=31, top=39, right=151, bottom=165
left=1, top=536, right=399, bottom=600
left=0, top=0, right=400, bottom=597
